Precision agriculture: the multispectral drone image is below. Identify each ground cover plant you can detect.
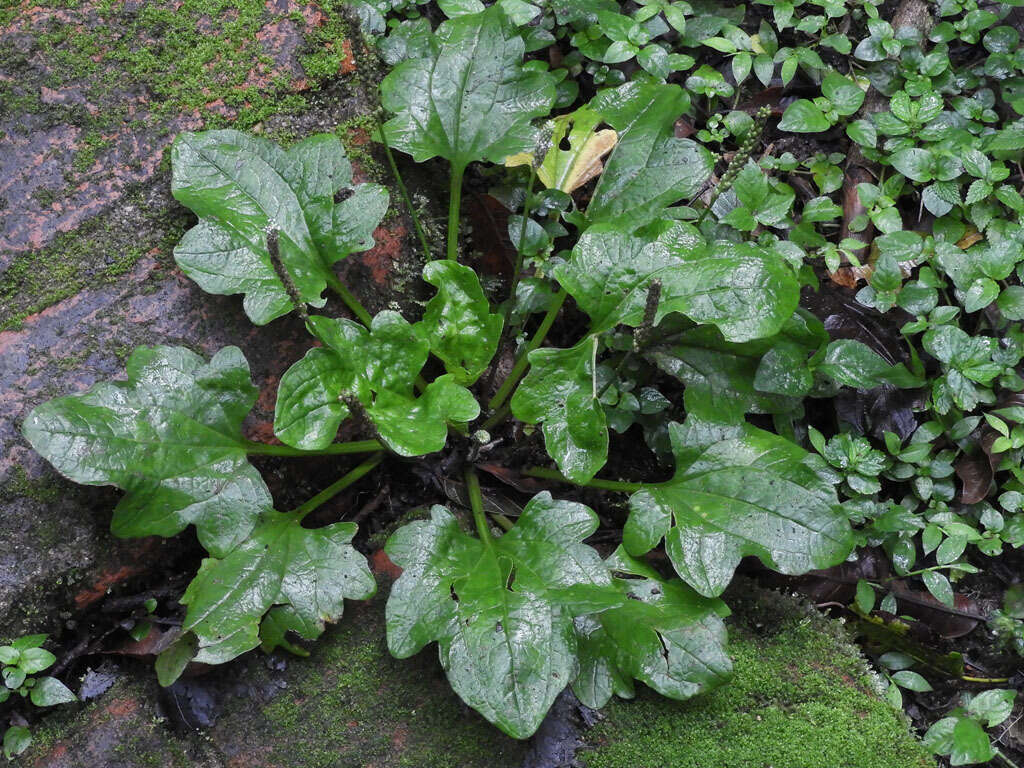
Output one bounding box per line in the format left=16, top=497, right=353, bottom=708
left=12, top=0, right=1024, bottom=762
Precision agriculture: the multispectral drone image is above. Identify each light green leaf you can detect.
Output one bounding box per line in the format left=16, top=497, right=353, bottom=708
left=626, top=423, right=852, bottom=597
left=951, top=718, right=995, bottom=765
left=178, top=512, right=375, bottom=668
left=3, top=726, right=31, bottom=760
left=822, top=71, right=865, bottom=116
left=891, top=670, right=932, bottom=692
left=171, top=131, right=388, bottom=325
left=17, top=648, right=55, bottom=675
left=23, top=346, right=272, bottom=556
left=586, top=82, right=714, bottom=227
left=922, top=570, right=955, bottom=608
left=554, top=223, right=800, bottom=341
left=778, top=99, right=831, bottom=132
left=380, top=6, right=556, bottom=172
left=274, top=313, right=479, bottom=456
left=385, top=494, right=623, bottom=739
left=967, top=689, right=1016, bottom=727
left=506, top=106, right=618, bottom=193
left=890, top=147, right=934, bottom=182
left=29, top=677, right=76, bottom=707
left=511, top=339, right=608, bottom=484
left=418, top=260, right=502, bottom=385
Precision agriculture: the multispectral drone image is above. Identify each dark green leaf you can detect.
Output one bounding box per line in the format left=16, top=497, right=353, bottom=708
left=555, top=223, right=800, bottom=341
left=380, top=6, right=556, bottom=171
left=573, top=547, right=732, bottom=709
left=778, top=99, right=831, bottom=132
left=172, top=131, right=387, bottom=325
left=647, top=315, right=824, bottom=423
left=822, top=71, right=865, bottom=116
left=586, top=82, right=714, bottom=227
left=24, top=346, right=271, bottom=556
left=626, top=423, right=852, bottom=596
left=179, top=512, right=375, bottom=668
left=510, top=339, right=608, bottom=484
left=385, top=494, right=623, bottom=738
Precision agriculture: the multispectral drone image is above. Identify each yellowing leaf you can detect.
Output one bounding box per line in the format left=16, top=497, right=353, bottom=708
left=506, top=107, right=618, bottom=193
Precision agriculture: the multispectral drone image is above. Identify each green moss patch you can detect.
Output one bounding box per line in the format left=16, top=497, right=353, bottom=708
left=580, top=583, right=935, bottom=768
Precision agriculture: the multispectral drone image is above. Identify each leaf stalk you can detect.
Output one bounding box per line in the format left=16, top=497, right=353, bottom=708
left=464, top=465, right=496, bottom=548
left=522, top=466, right=643, bottom=493
left=292, top=453, right=384, bottom=520
left=245, top=439, right=384, bottom=457
left=379, top=123, right=433, bottom=260
left=447, top=165, right=465, bottom=261
left=487, top=288, right=568, bottom=412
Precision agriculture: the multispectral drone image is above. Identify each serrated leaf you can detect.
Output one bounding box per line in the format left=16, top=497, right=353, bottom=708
left=418, top=261, right=503, bottom=385
left=574, top=546, right=731, bottom=709
left=626, top=423, right=853, bottom=597
left=554, top=222, right=800, bottom=341
left=380, top=6, right=556, bottom=172
left=180, top=512, right=375, bottom=667
left=171, top=131, right=388, bottom=325
left=585, top=82, right=714, bottom=228
left=23, top=346, right=272, bottom=556
left=274, top=313, right=479, bottom=456
left=385, top=493, right=624, bottom=738
left=510, top=338, right=608, bottom=484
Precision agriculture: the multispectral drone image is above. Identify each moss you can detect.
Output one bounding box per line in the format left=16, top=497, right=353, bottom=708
left=0, top=466, right=62, bottom=504
left=1, top=0, right=365, bottom=141
left=248, top=594, right=526, bottom=768
left=0, top=188, right=189, bottom=331
left=580, top=584, right=935, bottom=768
left=71, top=130, right=113, bottom=173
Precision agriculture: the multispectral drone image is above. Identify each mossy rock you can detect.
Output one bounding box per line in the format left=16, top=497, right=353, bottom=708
left=25, top=579, right=933, bottom=768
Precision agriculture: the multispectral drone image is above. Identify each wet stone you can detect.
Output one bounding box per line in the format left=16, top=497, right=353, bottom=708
left=0, top=0, right=418, bottom=639
left=23, top=582, right=935, bottom=768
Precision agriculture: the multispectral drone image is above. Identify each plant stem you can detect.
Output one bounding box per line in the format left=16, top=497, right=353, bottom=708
left=292, top=454, right=384, bottom=520
left=464, top=466, right=496, bottom=548
left=480, top=403, right=510, bottom=432
left=447, top=165, right=465, bottom=261
left=487, top=288, right=567, bottom=412
left=379, top=124, right=433, bottom=260
left=325, top=273, right=374, bottom=327
left=509, top=165, right=537, bottom=312
left=245, top=439, right=384, bottom=457
left=522, top=466, right=643, bottom=493
left=962, top=676, right=1011, bottom=684
left=996, top=749, right=1023, bottom=768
